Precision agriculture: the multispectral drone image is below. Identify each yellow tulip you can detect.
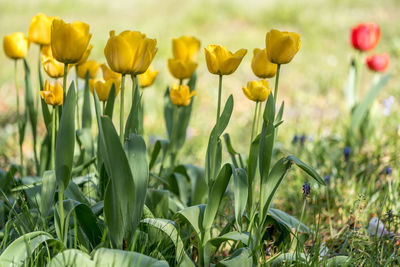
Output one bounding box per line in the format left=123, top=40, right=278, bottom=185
left=100, top=63, right=121, bottom=81
left=89, top=78, right=121, bottom=102
left=104, top=30, right=157, bottom=75
left=75, top=45, right=93, bottom=65
left=40, top=80, right=63, bottom=106
left=3, top=32, right=29, bottom=59
left=169, top=84, right=196, bottom=107
left=138, top=66, right=158, bottom=88
left=51, top=18, right=92, bottom=64
left=204, top=45, right=247, bottom=75
left=251, top=48, right=277, bottom=78
left=242, top=79, right=271, bottom=102
left=265, top=29, right=301, bottom=64
left=28, top=13, right=54, bottom=45
left=172, top=36, right=201, bottom=61
left=168, top=58, right=197, bottom=80
left=41, top=45, right=66, bottom=78
left=77, top=60, right=99, bottom=79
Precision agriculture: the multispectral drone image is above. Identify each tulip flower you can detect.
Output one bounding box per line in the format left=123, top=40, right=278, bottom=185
left=40, top=80, right=63, bottom=106
left=242, top=80, right=271, bottom=102
left=169, top=84, right=196, bottom=107
left=101, top=63, right=121, bottom=81
left=251, top=48, right=277, bottom=78
left=168, top=59, right=198, bottom=80
left=351, top=23, right=380, bottom=52
left=265, top=29, right=301, bottom=65
left=172, top=36, right=201, bottom=62
left=77, top=60, right=100, bottom=79
left=51, top=18, right=92, bottom=64
left=3, top=32, right=29, bottom=60
left=204, top=45, right=247, bottom=75
left=75, top=45, right=93, bottom=66
left=28, top=13, right=54, bottom=45
left=104, top=30, right=157, bottom=75
left=366, top=53, right=389, bottom=72
left=138, top=66, right=158, bottom=88
left=89, top=78, right=121, bottom=102
left=41, top=45, right=65, bottom=78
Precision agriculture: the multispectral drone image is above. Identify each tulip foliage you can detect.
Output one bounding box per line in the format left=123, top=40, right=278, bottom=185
left=0, top=13, right=393, bottom=267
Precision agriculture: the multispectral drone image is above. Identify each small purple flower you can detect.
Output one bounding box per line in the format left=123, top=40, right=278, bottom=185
left=302, top=181, right=311, bottom=199
left=386, top=166, right=393, bottom=176
left=324, top=174, right=330, bottom=184
left=387, top=209, right=393, bottom=220
left=292, top=134, right=299, bottom=144
left=383, top=96, right=395, bottom=116
left=300, top=134, right=306, bottom=146
left=343, top=146, right=351, bottom=162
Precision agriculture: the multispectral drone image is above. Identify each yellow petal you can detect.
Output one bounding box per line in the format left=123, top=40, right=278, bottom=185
left=28, top=13, right=54, bottom=45
left=104, top=32, right=134, bottom=74
left=3, top=32, right=29, bottom=59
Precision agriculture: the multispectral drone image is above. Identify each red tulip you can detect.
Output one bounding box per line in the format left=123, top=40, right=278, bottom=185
left=351, top=23, right=380, bottom=51
left=366, top=53, right=389, bottom=72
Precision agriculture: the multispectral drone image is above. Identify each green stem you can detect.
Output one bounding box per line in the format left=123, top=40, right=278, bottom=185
left=179, top=79, right=183, bottom=86
left=326, top=185, right=334, bottom=237
left=58, top=184, right=65, bottom=244
left=250, top=101, right=259, bottom=144
left=216, top=74, right=223, bottom=125
left=51, top=106, right=56, bottom=169
left=273, top=64, right=281, bottom=105
left=14, top=60, right=24, bottom=176
left=291, top=199, right=306, bottom=250
left=120, top=74, right=126, bottom=144
left=170, top=106, right=180, bottom=169
left=62, top=63, right=68, bottom=106
left=75, top=68, right=80, bottom=129
left=102, top=101, right=106, bottom=115
left=256, top=100, right=262, bottom=135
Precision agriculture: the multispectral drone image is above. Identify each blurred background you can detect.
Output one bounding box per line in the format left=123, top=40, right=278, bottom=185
left=0, top=0, right=399, bottom=168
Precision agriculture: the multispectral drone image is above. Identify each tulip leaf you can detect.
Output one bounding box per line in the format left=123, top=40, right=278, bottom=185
left=247, top=134, right=259, bottom=211
left=218, top=247, right=253, bottom=267
left=55, top=83, right=76, bottom=189
left=203, top=163, right=233, bottom=243
left=82, top=72, right=92, bottom=129
left=47, top=249, right=94, bottom=267
left=124, top=78, right=142, bottom=138
left=350, top=73, right=391, bottom=131
left=93, top=248, right=168, bottom=267
left=164, top=86, right=174, bottom=138
left=287, top=155, right=325, bottom=185
left=175, top=204, right=206, bottom=237
left=104, top=84, right=116, bottom=118
left=39, top=170, right=56, bottom=217
left=149, top=139, right=170, bottom=171
left=146, top=189, right=169, bottom=218
left=39, top=134, right=51, bottom=176
left=268, top=208, right=309, bottom=234
left=233, top=168, right=247, bottom=231
left=223, top=133, right=243, bottom=169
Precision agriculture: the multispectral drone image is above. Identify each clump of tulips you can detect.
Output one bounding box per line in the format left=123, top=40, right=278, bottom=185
left=1, top=11, right=353, bottom=267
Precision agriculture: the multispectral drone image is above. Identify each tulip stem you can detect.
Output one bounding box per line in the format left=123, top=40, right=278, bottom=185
left=250, top=101, right=259, bottom=144
left=63, top=63, right=68, bottom=104
left=75, top=68, right=80, bottom=129
left=274, top=64, right=281, bottom=105
left=51, top=106, right=56, bottom=170
left=216, top=74, right=223, bottom=125
left=120, top=74, right=126, bottom=144
left=14, top=60, right=24, bottom=177
left=256, top=101, right=262, bottom=136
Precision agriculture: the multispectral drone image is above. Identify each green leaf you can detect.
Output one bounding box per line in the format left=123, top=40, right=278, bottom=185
left=104, top=83, right=116, bottom=118
left=223, top=133, right=242, bottom=168
left=149, top=139, right=169, bottom=171
left=0, top=231, right=58, bottom=266
left=268, top=252, right=306, bottom=266
left=203, top=163, right=233, bottom=242
left=38, top=58, right=52, bottom=131
left=247, top=134, right=259, bottom=210
left=286, top=155, right=325, bottom=185
left=124, top=78, right=141, bottom=138
left=259, top=93, right=275, bottom=182
left=55, top=83, right=76, bottom=189
left=163, top=86, right=173, bottom=138
left=65, top=181, right=90, bottom=206
left=185, top=164, right=207, bottom=205
left=142, top=218, right=195, bottom=267
left=39, top=134, right=51, bottom=176
left=0, top=165, right=17, bottom=193
left=233, top=168, right=247, bottom=231
left=326, top=256, right=350, bottom=266
left=351, top=73, right=391, bottom=130
left=93, top=248, right=168, bottom=267
left=47, top=249, right=94, bottom=267
left=82, top=72, right=92, bottom=129
left=208, top=231, right=250, bottom=247
left=39, top=170, right=56, bottom=217
left=146, top=189, right=169, bottom=218
left=74, top=203, right=103, bottom=248
left=269, top=208, right=309, bottom=234
left=218, top=247, right=252, bottom=267
left=175, top=204, right=206, bottom=237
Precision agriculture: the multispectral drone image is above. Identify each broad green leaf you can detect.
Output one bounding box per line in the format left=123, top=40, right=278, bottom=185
left=124, top=78, right=141, bottom=138
left=185, top=164, right=207, bottom=205
left=0, top=165, right=17, bottom=192
left=275, top=100, right=284, bottom=124
left=233, top=168, right=247, bottom=231
left=142, top=218, right=195, bottom=267
left=208, top=231, right=250, bottom=247
left=247, top=134, right=259, bottom=212
left=326, top=256, right=350, bottom=266
left=47, top=249, right=94, bottom=267
left=164, top=86, right=173, bottom=138
left=259, top=93, right=275, bottom=182
left=65, top=179, right=89, bottom=206
left=40, top=170, right=56, bottom=217
left=93, top=248, right=168, bottom=267
left=104, top=83, right=116, bottom=118
left=76, top=128, right=94, bottom=159
left=149, top=139, right=169, bottom=171
left=74, top=203, right=102, bottom=248
left=39, top=134, right=51, bottom=176
left=269, top=208, right=309, bottom=234
left=223, top=133, right=241, bottom=168
left=55, top=83, right=76, bottom=189
left=81, top=72, right=92, bottom=129
left=175, top=204, right=206, bottom=237
left=203, top=163, right=233, bottom=242
left=351, top=73, right=391, bottom=130
left=287, top=155, right=325, bottom=185
left=0, top=231, right=58, bottom=266
left=268, top=252, right=306, bottom=266
left=218, top=247, right=252, bottom=267
left=146, top=189, right=169, bottom=218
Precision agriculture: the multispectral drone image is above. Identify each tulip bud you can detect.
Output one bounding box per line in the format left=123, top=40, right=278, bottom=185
left=77, top=60, right=100, bottom=79
left=251, top=48, right=277, bottom=78
left=104, top=30, right=157, bottom=75
left=204, top=45, right=247, bottom=75
left=242, top=79, right=271, bottom=102
left=3, top=32, right=29, bottom=60
left=366, top=53, right=389, bottom=72
left=138, top=66, right=159, bottom=88
left=265, top=29, right=301, bottom=64
left=89, top=79, right=121, bottom=102
left=169, top=84, right=196, bottom=107
left=28, top=13, right=54, bottom=45
left=172, top=36, right=201, bottom=62
left=351, top=23, right=380, bottom=52
left=40, top=80, right=63, bottom=106
left=51, top=18, right=92, bottom=64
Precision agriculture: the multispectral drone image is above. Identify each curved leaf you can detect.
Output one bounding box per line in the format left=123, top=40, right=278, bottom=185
left=93, top=248, right=168, bottom=267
